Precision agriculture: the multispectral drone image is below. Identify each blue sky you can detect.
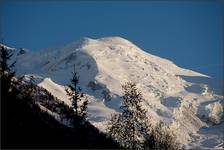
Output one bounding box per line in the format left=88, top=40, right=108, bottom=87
left=1, top=1, right=223, bottom=78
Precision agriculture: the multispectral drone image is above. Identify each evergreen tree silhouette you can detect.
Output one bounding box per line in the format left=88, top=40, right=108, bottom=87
left=66, top=64, right=88, bottom=127
left=0, top=44, right=16, bottom=94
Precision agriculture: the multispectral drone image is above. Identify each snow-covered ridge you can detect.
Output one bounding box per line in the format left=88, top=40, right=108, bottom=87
left=0, top=44, right=16, bottom=50
left=2, top=36, right=223, bottom=149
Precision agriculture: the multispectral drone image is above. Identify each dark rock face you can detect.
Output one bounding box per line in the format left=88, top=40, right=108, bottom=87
left=88, top=81, right=104, bottom=91
left=102, top=89, right=112, bottom=101
left=17, top=48, right=28, bottom=56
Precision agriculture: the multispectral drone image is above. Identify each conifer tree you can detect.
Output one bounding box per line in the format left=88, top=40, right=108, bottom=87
left=108, top=82, right=150, bottom=149
left=66, top=65, right=88, bottom=127
left=0, top=44, right=16, bottom=98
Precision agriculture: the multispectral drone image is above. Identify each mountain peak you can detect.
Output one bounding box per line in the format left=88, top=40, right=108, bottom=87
left=5, top=36, right=223, bottom=149
left=98, top=36, right=128, bottom=41
left=65, top=36, right=137, bottom=49
left=98, top=36, right=136, bottom=47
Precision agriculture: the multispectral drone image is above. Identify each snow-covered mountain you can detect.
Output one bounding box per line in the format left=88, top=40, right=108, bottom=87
left=3, top=37, right=224, bottom=149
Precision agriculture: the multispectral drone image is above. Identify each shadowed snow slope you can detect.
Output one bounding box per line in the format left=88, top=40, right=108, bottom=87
left=3, top=36, right=223, bottom=149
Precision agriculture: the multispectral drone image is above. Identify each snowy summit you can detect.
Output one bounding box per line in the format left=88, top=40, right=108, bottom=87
left=5, top=36, right=224, bottom=149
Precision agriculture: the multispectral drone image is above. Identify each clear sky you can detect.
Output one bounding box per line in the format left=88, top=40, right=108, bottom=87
left=1, top=1, right=223, bottom=78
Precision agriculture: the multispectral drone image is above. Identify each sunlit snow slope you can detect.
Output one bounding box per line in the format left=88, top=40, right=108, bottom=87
left=4, top=37, right=223, bottom=149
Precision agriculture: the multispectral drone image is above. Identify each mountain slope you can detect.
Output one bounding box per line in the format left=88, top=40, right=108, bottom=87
left=1, top=78, right=120, bottom=149
left=4, top=36, right=223, bottom=149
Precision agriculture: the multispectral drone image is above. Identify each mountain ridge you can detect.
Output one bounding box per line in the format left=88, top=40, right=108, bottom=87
left=1, top=36, right=223, bottom=149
